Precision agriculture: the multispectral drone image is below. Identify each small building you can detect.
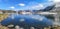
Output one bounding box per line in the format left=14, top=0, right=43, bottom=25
left=0, top=10, right=3, bottom=14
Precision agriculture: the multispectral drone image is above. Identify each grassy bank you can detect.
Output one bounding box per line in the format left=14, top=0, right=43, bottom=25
left=0, top=14, right=9, bottom=22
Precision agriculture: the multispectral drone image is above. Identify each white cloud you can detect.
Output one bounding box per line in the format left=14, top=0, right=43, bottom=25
left=39, top=4, right=44, bottom=7
left=31, top=4, right=44, bottom=10
left=10, top=6, right=15, bottom=9
left=22, top=4, right=44, bottom=10
left=54, top=0, right=60, bottom=2
left=19, top=3, right=25, bottom=6
left=19, top=1, right=53, bottom=10
left=48, top=0, right=53, bottom=2
left=32, top=4, right=43, bottom=8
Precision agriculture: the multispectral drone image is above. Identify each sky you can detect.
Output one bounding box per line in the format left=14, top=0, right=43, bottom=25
left=54, top=0, right=60, bottom=2
left=0, top=0, right=56, bottom=10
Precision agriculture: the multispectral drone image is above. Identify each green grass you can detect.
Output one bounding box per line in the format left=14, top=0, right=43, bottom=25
left=0, top=14, right=9, bottom=22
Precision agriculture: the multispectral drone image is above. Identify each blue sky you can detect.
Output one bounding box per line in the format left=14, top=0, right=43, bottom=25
left=0, top=0, right=54, bottom=10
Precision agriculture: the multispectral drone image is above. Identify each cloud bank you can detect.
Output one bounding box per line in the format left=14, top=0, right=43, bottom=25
left=54, top=0, right=60, bottom=2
